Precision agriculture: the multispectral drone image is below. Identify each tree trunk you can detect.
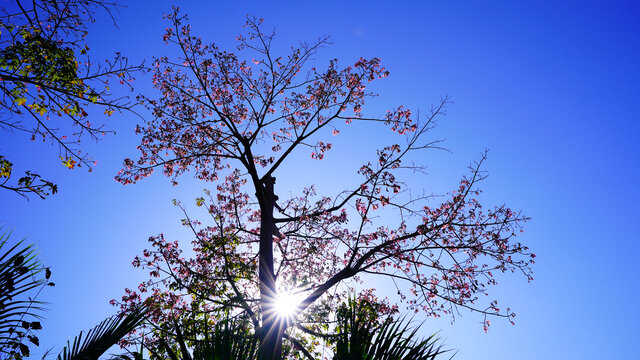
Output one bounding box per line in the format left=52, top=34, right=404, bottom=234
left=257, top=175, right=284, bottom=360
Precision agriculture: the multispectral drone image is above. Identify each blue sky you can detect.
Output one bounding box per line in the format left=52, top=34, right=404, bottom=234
left=1, top=1, right=639, bottom=359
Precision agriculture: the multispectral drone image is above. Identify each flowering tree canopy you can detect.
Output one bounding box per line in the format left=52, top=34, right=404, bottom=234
left=115, top=8, right=534, bottom=360
left=0, top=0, right=142, bottom=199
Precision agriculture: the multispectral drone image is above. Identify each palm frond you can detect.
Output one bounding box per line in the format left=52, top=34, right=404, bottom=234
left=0, top=228, right=49, bottom=359
left=196, top=318, right=258, bottom=360
left=56, top=307, right=147, bottom=360
left=333, top=297, right=453, bottom=360
left=154, top=316, right=258, bottom=360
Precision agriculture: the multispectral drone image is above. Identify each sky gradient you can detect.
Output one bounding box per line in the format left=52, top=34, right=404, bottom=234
left=1, top=1, right=639, bottom=359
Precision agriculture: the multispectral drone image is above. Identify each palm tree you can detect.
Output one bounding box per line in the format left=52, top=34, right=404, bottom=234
left=0, top=228, right=51, bottom=359
left=0, top=228, right=147, bottom=360
left=332, top=298, right=453, bottom=360
left=55, top=307, right=147, bottom=360
left=136, top=297, right=453, bottom=360
left=145, top=316, right=259, bottom=360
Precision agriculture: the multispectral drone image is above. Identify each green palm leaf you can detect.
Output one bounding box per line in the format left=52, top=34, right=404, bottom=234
left=0, top=228, right=49, bottom=359
left=0, top=229, right=145, bottom=360
left=152, top=317, right=258, bottom=360
left=56, top=307, right=147, bottom=360
left=333, top=298, right=452, bottom=360
left=196, top=318, right=258, bottom=360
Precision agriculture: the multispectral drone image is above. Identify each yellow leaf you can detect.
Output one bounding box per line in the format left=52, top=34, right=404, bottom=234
left=61, top=157, right=76, bottom=169
left=0, top=159, right=12, bottom=178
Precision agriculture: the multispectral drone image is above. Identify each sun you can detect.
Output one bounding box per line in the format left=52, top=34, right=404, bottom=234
left=274, top=292, right=303, bottom=319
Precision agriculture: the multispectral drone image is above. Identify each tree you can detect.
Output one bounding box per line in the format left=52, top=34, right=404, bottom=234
left=331, top=297, right=450, bottom=360
left=55, top=307, right=147, bottom=360
left=138, top=297, right=450, bottom=360
left=139, top=315, right=260, bottom=360
left=0, top=229, right=146, bottom=360
left=115, top=9, right=535, bottom=360
left=0, top=0, right=142, bottom=199
left=0, top=228, right=53, bottom=360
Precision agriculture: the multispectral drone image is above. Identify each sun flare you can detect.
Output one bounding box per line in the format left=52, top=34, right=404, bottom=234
left=274, top=292, right=302, bottom=318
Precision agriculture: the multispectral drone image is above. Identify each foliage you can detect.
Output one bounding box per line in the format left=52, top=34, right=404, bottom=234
left=55, top=306, right=147, bottom=360
left=134, top=300, right=450, bottom=360
left=0, top=229, right=145, bottom=360
left=0, top=0, right=142, bottom=199
left=143, top=316, right=259, bottom=360
left=115, top=9, right=535, bottom=360
left=0, top=229, right=53, bottom=360
left=332, top=297, right=451, bottom=360
left=0, top=154, right=57, bottom=198
left=118, top=298, right=452, bottom=360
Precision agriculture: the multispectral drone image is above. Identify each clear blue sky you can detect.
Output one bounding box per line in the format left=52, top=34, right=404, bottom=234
left=1, top=1, right=639, bottom=359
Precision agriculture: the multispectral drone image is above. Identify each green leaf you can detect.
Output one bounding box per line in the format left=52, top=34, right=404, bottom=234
left=56, top=307, right=147, bottom=360
left=333, top=297, right=452, bottom=360
left=0, top=230, right=47, bottom=359
left=0, top=157, right=12, bottom=178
